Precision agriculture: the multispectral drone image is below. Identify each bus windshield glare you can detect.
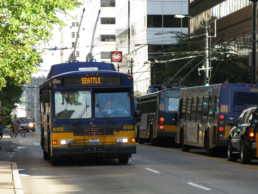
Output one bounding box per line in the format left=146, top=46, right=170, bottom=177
left=55, top=91, right=92, bottom=119
left=95, top=92, right=131, bottom=118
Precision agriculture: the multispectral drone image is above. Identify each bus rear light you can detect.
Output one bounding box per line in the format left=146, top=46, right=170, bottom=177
left=219, top=120, right=224, bottom=125
left=131, top=138, right=136, bottom=143
left=246, top=85, right=249, bottom=87
left=160, top=117, right=165, bottom=122
left=219, top=115, right=225, bottom=120
left=219, top=127, right=224, bottom=132
left=159, top=125, right=164, bottom=130
left=52, top=140, right=57, bottom=145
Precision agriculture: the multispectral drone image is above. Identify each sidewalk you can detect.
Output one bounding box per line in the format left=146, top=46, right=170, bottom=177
left=0, top=134, right=24, bottom=194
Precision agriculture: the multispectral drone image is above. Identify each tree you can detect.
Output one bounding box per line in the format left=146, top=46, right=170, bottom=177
left=0, top=0, right=81, bottom=90
left=155, top=32, right=249, bottom=87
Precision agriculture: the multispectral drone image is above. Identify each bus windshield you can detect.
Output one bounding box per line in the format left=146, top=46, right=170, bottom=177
left=95, top=92, right=131, bottom=118
left=55, top=91, right=92, bottom=119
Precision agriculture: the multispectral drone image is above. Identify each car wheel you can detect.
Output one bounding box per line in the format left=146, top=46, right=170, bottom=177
left=240, top=139, right=252, bottom=164
left=227, top=139, right=238, bottom=161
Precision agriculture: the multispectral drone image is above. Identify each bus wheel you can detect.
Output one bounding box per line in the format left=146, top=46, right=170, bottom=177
left=240, top=139, right=251, bottom=164
left=227, top=139, right=238, bottom=161
left=180, top=130, right=189, bottom=152
left=119, top=156, right=129, bottom=164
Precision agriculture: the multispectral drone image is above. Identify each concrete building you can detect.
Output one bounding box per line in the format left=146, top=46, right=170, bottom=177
left=116, top=0, right=188, bottom=96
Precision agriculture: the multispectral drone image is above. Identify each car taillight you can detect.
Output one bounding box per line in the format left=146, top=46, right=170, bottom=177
left=249, top=128, right=255, bottom=139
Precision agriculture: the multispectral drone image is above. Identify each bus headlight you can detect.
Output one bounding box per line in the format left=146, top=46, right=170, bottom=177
left=60, top=139, right=73, bottom=145
left=28, top=122, right=34, bottom=128
left=116, top=138, right=128, bottom=143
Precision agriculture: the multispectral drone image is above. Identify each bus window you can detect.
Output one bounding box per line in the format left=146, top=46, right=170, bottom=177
left=186, top=97, right=192, bottom=121
left=208, top=96, right=216, bottom=118
left=191, top=97, right=197, bottom=121
left=203, top=97, right=209, bottom=119
left=168, top=97, right=179, bottom=112
left=95, top=92, right=131, bottom=118
left=55, top=91, right=92, bottom=119
left=196, top=97, right=203, bottom=121
left=181, top=98, right=187, bottom=120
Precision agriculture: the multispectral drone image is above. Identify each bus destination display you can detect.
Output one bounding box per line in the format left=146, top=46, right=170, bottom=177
left=62, top=76, right=122, bottom=86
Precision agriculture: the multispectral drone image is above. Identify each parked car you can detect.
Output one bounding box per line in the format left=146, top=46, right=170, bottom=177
left=18, top=117, right=36, bottom=132
left=227, top=107, right=258, bottom=164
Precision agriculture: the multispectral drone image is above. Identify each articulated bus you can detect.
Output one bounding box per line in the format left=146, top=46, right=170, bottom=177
left=176, top=83, right=258, bottom=155
left=40, top=62, right=136, bottom=164
left=136, top=88, right=180, bottom=145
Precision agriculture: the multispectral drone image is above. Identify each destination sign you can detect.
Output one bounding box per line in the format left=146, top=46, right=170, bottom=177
left=62, top=76, right=122, bottom=86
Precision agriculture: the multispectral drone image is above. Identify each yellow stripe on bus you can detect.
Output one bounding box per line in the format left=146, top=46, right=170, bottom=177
left=224, top=126, right=231, bottom=138
left=164, top=125, right=177, bottom=132
left=52, top=131, right=135, bottom=146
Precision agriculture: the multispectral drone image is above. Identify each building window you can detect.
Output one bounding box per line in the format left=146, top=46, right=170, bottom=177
left=101, top=52, right=111, bottom=59
left=101, top=17, right=116, bottom=24
left=164, top=15, right=181, bottom=27
left=76, top=51, right=80, bottom=57
left=147, top=15, right=162, bottom=27
left=101, top=35, right=116, bottom=42
left=72, top=32, right=75, bottom=38
left=101, top=0, right=115, bottom=7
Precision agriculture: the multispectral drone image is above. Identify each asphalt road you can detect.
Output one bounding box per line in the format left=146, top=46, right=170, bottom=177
left=7, top=130, right=258, bottom=194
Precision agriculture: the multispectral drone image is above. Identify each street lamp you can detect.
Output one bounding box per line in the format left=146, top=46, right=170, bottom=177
left=175, top=15, right=212, bottom=85
left=250, top=0, right=258, bottom=83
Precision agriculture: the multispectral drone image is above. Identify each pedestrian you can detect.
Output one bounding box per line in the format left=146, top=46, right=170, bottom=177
left=0, top=113, right=5, bottom=143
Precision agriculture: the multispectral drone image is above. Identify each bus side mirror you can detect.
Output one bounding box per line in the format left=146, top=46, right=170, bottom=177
left=135, top=110, right=141, bottom=122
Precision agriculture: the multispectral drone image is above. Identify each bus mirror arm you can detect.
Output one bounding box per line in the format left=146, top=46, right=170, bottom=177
left=228, top=117, right=235, bottom=126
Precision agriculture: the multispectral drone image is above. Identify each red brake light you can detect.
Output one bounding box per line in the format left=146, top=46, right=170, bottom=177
left=159, top=125, right=164, bottom=130
left=246, top=85, right=249, bottom=87
left=160, top=117, right=165, bottom=122
left=219, top=127, right=224, bottom=132
left=219, top=115, right=225, bottom=120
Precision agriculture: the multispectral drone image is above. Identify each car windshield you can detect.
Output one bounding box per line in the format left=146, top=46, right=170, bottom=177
left=95, top=92, right=131, bottom=118
left=55, top=91, right=92, bottom=119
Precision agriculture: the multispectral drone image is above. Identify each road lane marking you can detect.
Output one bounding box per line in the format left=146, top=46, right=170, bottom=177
left=188, top=182, right=211, bottom=191
left=145, top=168, right=160, bottom=174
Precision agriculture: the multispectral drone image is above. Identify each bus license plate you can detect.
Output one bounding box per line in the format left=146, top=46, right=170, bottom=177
left=89, top=139, right=99, bottom=144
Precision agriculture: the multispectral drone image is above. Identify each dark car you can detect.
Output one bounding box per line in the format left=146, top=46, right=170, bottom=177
left=19, top=117, right=36, bottom=132
left=227, top=107, right=258, bottom=164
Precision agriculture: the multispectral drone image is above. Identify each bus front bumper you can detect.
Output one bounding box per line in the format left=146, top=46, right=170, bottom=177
left=52, top=144, right=136, bottom=159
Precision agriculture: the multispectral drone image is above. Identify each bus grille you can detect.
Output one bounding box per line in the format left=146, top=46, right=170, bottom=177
left=234, top=92, right=258, bottom=105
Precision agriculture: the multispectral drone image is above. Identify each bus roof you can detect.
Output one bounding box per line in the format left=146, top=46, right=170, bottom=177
left=47, top=62, right=116, bottom=79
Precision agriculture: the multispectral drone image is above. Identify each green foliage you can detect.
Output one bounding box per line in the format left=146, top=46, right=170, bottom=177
left=156, top=32, right=249, bottom=87
left=0, top=0, right=81, bottom=90
left=0, top=79, right=23, bottom=126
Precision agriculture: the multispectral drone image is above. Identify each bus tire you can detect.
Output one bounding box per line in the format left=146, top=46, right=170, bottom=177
left=204, top=131, right=212, bottom=156
left=227, top=139, right=238, bottom=161
left=180, top=130, right=189, bottom=152
left=240, top=139, right=251, bottom=164
left=119, top=156, right=129, bottom=164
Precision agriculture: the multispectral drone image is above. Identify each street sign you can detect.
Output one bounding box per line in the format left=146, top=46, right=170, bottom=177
left=111, top=51, right=122, bottom=62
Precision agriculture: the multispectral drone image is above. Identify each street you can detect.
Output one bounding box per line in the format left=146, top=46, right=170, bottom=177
left=3, top=129, right=258, bottom=194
